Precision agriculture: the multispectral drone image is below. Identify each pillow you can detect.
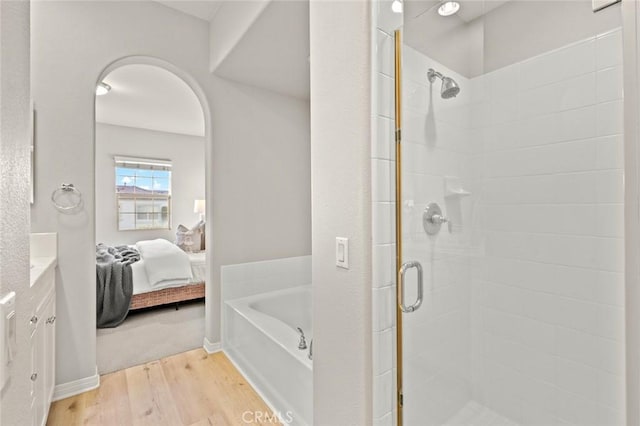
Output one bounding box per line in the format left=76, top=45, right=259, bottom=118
left=175, top=221, right=205, bottom=252
left=175, top=225, right=194, bottom=252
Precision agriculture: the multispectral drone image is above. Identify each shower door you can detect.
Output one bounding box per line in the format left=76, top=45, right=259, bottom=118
left=391, top=1, right=626, bottom=425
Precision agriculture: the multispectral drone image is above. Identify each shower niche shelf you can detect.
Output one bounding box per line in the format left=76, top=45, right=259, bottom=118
left=444, top=176, right=471, bottom=199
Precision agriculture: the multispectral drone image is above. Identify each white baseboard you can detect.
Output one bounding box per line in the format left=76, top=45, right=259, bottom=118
left=203, top=337, right=221, bottom=354
left=52, top=367, right=100, bottom=401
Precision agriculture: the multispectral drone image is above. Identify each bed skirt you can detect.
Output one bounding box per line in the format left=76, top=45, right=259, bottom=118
left=129, top=282, right=205, bottom=310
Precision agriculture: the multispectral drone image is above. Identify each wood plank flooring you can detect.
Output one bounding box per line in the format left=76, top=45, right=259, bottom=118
left=47, top=349, right=281, bottom=426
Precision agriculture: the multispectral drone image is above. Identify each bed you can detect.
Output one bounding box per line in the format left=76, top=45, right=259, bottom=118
left=129, top=249, right=206, bottom=310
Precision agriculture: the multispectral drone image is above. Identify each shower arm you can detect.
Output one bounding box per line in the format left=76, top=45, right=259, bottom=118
left=427, top=69, right=444, bottom=83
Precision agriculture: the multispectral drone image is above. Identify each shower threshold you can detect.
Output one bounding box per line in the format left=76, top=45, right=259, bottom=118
left=444, top=401, right=519, bottom=426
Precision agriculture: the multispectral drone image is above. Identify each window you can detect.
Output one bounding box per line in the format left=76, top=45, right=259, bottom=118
left=115, top=156, right=172, bottom=231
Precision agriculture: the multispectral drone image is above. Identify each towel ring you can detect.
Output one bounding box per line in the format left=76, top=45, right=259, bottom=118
left=51, top=183, right=82, bottom=212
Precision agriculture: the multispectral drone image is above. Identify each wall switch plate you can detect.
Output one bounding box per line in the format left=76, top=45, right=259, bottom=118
left=336, top=237, right=349, bottom=269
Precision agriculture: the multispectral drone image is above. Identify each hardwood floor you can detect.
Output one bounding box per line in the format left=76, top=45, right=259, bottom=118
left=47, top=349, right=281, bottom=426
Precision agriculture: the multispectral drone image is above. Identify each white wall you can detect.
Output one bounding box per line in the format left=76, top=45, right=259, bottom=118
left=310, top=1, right=372, bottom=424
left=0, top=1, right=32, bottom=425
left=208, top=0, right=268, bottom=72
left=209, top=77, right=311, bottom=342
left=31, top=1, right=311, bottom=389
left=95, top=123, right=205, bottom=246
left=483, top=0, right=621, bottom=73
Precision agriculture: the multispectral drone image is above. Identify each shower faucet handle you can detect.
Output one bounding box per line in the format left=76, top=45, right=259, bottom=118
left=430, top=213, right=449, bottom=225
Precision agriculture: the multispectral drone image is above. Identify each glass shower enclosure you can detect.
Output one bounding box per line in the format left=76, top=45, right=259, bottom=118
left=384, top=1, right=626, bottom=425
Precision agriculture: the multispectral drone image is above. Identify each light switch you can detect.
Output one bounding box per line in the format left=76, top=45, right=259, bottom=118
left=336, top=237, right=349, bottom=269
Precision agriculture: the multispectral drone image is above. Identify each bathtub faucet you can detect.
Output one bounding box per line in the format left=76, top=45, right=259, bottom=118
left=296, top=327, right=307, bottom=350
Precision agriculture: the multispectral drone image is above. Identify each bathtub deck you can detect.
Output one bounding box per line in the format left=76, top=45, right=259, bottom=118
left=46, top=349, right=280, bottom=426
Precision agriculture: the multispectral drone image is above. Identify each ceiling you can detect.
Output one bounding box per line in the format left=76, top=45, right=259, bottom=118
left=156, top=0, right=222, bottom=21
left=213, top=0, right=310, bottom=99
left=154, top=0, right=310, bottom=100
left=96, top=64, right=205, bottom=137
left=404, top=0, right=511, bottom=22
left=403, top=0, right=512, bottom=78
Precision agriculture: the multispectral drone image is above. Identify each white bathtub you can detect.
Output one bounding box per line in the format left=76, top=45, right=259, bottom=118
left=224, top=285, right=313, bottom=426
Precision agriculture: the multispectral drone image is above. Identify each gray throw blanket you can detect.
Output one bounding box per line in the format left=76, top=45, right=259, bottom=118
left=96, top=244, right=140, bottom=328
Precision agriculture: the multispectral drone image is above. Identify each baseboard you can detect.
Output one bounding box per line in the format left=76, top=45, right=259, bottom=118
left=203, top=337, right=222, bottom=354
left=223, top=348, right=301, bottom=426
left=52, top=367, right=100, bottom=401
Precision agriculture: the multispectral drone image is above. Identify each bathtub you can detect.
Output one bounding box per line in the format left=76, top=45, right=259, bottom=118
left=224, top=285, right=312, bottom=426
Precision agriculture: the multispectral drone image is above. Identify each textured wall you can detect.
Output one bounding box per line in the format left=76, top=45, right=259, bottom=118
left=310, top=1, right=373, bottom=424
left=0, top=0, right=32, bottom=424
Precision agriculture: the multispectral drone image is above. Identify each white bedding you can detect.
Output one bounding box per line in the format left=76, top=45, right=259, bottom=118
left=131, top=251, right=206, bottom=295
left=135, top=239, right=193, bottom=287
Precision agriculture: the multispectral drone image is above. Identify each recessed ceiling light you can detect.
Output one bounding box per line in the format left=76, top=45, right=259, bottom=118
left=438, top=1, right=460, bottom=16
left=96, top=82, right=111, bottom=96
left=391, top=0, right=403, bottom=14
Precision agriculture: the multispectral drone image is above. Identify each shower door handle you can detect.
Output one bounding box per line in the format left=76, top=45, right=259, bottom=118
left=399, top=261, right=423, bottom=313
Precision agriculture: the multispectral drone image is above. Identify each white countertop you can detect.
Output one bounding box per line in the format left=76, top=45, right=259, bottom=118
left=30, top=256, right=57, bottom=288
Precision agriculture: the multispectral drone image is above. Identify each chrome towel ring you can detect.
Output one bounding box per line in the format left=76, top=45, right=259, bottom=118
left=51, top=183, right=82, bottom=212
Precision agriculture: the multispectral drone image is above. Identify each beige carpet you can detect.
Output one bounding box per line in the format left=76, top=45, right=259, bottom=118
left=96, top=300, right=205, bottom=374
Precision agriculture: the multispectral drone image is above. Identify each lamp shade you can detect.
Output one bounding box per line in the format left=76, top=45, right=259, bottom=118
left=194, top=199, right=206, bottom=214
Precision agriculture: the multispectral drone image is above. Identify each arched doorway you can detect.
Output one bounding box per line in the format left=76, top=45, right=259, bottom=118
left=93, top=58, right=212, bottom=373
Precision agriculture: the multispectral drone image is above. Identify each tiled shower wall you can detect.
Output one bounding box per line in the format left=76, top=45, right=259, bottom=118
left=371, top=2, right=626, bottom=424
left=471, top=29, right=625, bottom=425
left=371, top=3, right=401, bottom=425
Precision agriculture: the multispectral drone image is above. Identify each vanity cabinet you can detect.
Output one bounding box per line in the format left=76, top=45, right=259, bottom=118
left=30, top=264, right=56, bottom=426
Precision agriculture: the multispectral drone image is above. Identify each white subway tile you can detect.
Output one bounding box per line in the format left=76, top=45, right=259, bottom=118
left=373, top=243, right=395, bottom=288
left=373, top=370, right=394, bottom=419
left=596, top=28, right=623, bottom=70
left=597, top=66, right=623, bottom=103
left=555, top=357, right=598, bottom=401
left=520, top=38, right=595, bottom=90
left=595, top=134, right=624, bottom=169
left=376, top=29, right=394, bottom=76
left=373, top=202, right=395, bottom=245
left=597, top=99, right=624, bottom=136
left=373, top=285, right=395, bottom=331
left=596, top=370, right=625, bottom=410
left=374, top=116, right=395, bottom=160
left=373, top=327, right=394, bottom=376
left=377, top=73, right=395, bottom=119
left=372, top=159, right=393, bottom=202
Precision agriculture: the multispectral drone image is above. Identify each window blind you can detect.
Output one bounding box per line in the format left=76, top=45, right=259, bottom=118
left=114, top=156, right=172, bottom=171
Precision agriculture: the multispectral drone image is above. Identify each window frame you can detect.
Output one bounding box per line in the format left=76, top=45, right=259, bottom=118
left=114, top=156, right=172, bottom=232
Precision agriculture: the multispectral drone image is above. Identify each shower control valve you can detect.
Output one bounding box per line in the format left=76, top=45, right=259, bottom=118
left=423, top=202, right=449, bottom=235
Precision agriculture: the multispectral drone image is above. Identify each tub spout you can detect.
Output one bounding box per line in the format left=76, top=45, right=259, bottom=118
left=308, top=339, right=313, bottom=360
left=296, top=327, right=307, bottom=350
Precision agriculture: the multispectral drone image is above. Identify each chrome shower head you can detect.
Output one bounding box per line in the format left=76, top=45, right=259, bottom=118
left=427, top=68, right=460, bottom=99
